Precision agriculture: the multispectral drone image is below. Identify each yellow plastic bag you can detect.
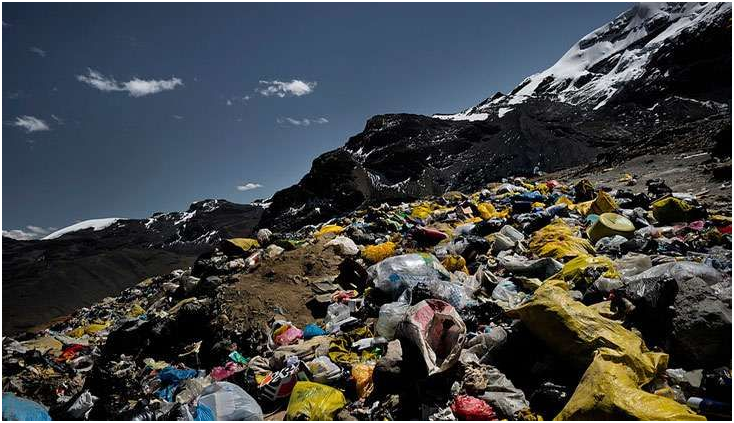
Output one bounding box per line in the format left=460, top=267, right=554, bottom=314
left=362, top=241, right=396, bottom=263
left=509, top=281, right=665, bottom=374
left=20, top=336, right=63, bottom=355
left=551, top=254, right=619, bottom=288
left=652, top=197, right=694, bottom=224
left=508, top=282, right=704, bottom=420
left=286, top=381, right=347, bottom=420
left=220, top=238, right=260, bottom=255
left=85, top=322, right=109, bottom=334
left=528, top=219, right=595, bottom=260
left=571, top=191, right=618, bottom=216
left=68, top=321, right=110, bottom=338
left=555, top=196, right=574, bottom=207
left=556, top=352, right=705, bottom=420
left=315, top=225, right=344, bottom=237
left=128, top=304, right=145, bottom=318
left=411, top=203, right=436, bottom=219
left=476, top=202, right=509, bottom=220
left=442, top=255, right=469, bottom=274
left=328, top=338, right=376, bottom=365
left=535, top=182, right=550, bottom=195
left=352, top=363, right=375, bottom=399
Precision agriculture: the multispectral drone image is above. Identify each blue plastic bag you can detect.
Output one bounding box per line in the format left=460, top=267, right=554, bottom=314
left=156, top=366, right=199, bottom=401
left=2, top=393, right=51, bottom=421
left=194, top=403, right=215, bottom=421
left=302, top=323, right=327, bottom=339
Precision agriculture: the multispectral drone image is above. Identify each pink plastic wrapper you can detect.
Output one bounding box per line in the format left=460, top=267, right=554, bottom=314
left=211, top=361, right=240, bottom=381
left=273, top=326, right=303, bottom=346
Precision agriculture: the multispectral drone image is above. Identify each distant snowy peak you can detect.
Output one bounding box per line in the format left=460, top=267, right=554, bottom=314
left=435, top=2, right=732, bottom=121
left=42, top=218, right=124, bottom=240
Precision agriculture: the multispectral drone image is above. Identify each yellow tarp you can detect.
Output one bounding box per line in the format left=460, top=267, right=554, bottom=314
left=286, top=381, right=347, bottom=421
left=509, top=282, right=704, bottom=421
left=528, top=219, right=595, bottom=260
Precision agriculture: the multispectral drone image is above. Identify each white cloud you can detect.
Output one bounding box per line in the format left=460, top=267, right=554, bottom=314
left=226, top=95, right=250, bottom=106
left=51, top=114, right=64, bottom=124
left=172, top=114, right=184, bottom=120
left=9, top=116, right=50, bottom=132
left=236, top=182, right=263, bottom=191
left=29, top=46, right=46, bottom=57
left=77, top=68, right=183, bottom=97
left=277, top=117, right=329, bottom=126
left=256, top=79, right=316, bottom=97
left=3, top=225, right=55, bottom=240
left=26, top=225, right=52, bottom=235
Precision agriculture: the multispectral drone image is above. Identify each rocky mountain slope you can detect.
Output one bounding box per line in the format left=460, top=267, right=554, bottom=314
left=260, top=2, right=731, bottom=231
left=3, top=2, right=731, bottom=334
left=2, top=200, right=264, bottom=334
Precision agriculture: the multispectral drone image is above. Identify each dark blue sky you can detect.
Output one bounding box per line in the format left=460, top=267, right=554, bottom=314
left=3, top=2, right=631, bottom=237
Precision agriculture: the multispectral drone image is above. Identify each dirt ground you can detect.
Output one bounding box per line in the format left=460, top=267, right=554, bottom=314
left=540, top=151, right=732, bottom=215
left=220, top=238, right=344, bottom=333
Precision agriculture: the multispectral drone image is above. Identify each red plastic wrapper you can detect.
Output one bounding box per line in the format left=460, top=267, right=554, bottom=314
left=451, top=395, right=498, bottom=421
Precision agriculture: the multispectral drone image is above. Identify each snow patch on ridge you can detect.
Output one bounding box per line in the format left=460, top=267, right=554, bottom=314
left=43, top=218, right=124, bottom=240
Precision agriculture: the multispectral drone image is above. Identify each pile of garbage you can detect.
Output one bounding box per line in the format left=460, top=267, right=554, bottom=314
left=3, top=176, right=732, bottom=420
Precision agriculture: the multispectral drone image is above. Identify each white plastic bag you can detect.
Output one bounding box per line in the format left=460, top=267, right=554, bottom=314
left=197, top=381, right=263, bottom=420
left=306, top=356, right=342, bottom=384
left=368, top=253, right=453, bottom=300
left=376, top=290, right=412, bottom=340
left=396, top=299, right=467, bottom=376
left=325, top=236, right=360, bottom=256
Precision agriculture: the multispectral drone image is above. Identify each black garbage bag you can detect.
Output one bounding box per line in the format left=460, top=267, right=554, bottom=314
left=516, top=211, right=552, bottom=234
left=459, top=302, right=504, bottom=332
left=454, top=235, right=491, bottom=262
left=573, top=179, right=595, bottom=202
left=471, top=219, right=505, bottom=237
left=703, top=368, right=732, bottom=403
left=611, top=275, right=678, bottom=347
left=646, top=178, right=672, bottom=200
left=529, top=381, right=570, bottom=420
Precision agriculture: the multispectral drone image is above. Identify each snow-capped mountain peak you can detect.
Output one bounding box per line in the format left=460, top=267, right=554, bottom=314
left=436, top=2, right=732, bottom=121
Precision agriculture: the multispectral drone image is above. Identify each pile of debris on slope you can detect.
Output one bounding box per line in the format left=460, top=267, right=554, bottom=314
left=3, top=175, right=731, bottom=421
